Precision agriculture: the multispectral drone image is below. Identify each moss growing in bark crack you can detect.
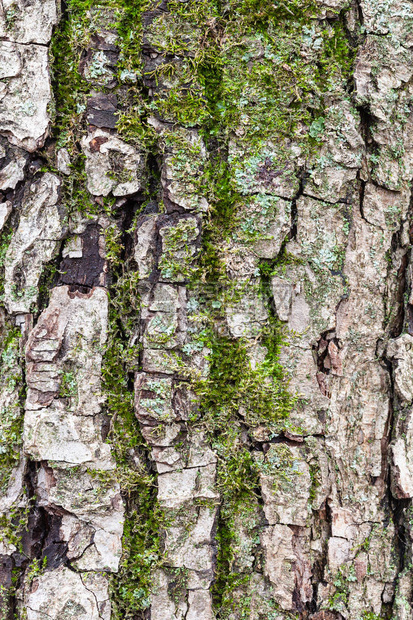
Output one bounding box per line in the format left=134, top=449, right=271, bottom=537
left=210, top=436, right=261, bottom=617
left=50, top=0, right=92, bottom=145
left=101, top=207, right=165, bottom=618
left=50, top=1, right=96, bottom=214
left=50, top=4, right=166, bottom=615
left=0, top=323, right=27, bottom=613
left=149, top=0, right=355, bottom=140
left=52, top=0, right=156, bottom=150
left=196, top=325, right=294, bottom=615
left=155, top=0, right=357, bottom=285
left=37, top=259, right=59, bottom=314
left=0, top=325, right=25, bottom=493
left=0, top=225, right=13, bottom=306
left=197, top=154, right=241, bottom=282
left=196, top=320, right=293, bottom=429
left=185, top=297, right=294, bottom=615
left=0, top=501, right=30, bottom=555
left=104, top=300, right=162, bottom=617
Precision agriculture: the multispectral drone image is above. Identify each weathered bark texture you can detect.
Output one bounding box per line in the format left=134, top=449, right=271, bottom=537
left=0, top=0, right=412, bottom=618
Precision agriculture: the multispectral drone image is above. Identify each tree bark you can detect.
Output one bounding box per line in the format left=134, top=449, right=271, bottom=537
left=0, top=0, right=410, bottom=618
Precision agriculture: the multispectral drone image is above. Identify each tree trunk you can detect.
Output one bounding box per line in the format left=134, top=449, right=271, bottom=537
left=0, top=0, right=410, bottom=618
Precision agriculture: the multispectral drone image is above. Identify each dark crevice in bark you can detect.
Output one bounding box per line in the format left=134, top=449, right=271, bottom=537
left=353, top=0, right=364, bottom=26
left=389, top=245, right=409, bottom=340
left=310, top=500, right=333, bottom=618
left=22, top=463, right=68, bottom=569
left=6, top=462, right=69, bottom=615
left=383, top=294, right=412, bottom=612
left=357, top=105, right=375, bottom=151
left=313, top=331, right=341, bottom=376
left=58, top=222, right=106, bottom=290
left=406, top=303, right=413, bottom=336
left=358, top=176, right=367, bottom=222
left=379, top=176, right=413, bottom=344
left=37, top=252, right=62, bottom=315
left=290, top=173, right=306, bottom=241
left=313, top=330, right=342, bottom=399
left=405, top=192, right=413, bottom=336
left=392, top=498, right=410, bottom=572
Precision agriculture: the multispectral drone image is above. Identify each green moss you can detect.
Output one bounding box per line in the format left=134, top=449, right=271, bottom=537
left=4, top=2, right=19, bottom=31
left=196, top=320, right=292, bottom=428
left=0, top=324, right=26, bottom=616
left=113, top=1, right=158, bottom=147
left=0, top=326, right=25, bottom=494
left=105, top=279, right=164, bottom=617
left=0, top=501, right=30, bottom=555
left=37, top=259, right=59, bottom=313
left=104, top=223, right=123, bottom=266
left=309, top=461, right=321, bottom=505
left=101, top=198, right=166, bottom=616
left=104, top=275, right=158, bottom=617
left=188, top=219, right=298, bottom=615
left=26, top=557, right=48, bottom=586
left=190, top=313, right=294, bottom=614
left=159, top=217, right=199, bottom=280
left=226, top=0, right=318, bottom=26
left=193, top=155, right=242, bottom=283
left=50, top=0, right=151, bottom=212
left=50, top=0, right=93, bottom=148
left=328, top=566, right=352, bottom=613
left=143, top=0, right=220, bottom=128
left=211, top=435, right=259, bottom=617
left=167, top=566, right=189, bottom=605
left=220, top=4, right=355, bottom=152
left=0, top=225, right=13, bottom=306
left=150, top=1, right=357, bottom=288
left=58, top=369, right=78, bottom=400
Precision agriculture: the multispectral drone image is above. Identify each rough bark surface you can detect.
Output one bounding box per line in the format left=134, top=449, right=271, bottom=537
left=0, top=0, right=412, bottom=619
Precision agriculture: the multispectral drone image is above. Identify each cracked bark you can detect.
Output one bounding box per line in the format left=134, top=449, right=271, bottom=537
left=0, top=0, right=412, bottom=619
